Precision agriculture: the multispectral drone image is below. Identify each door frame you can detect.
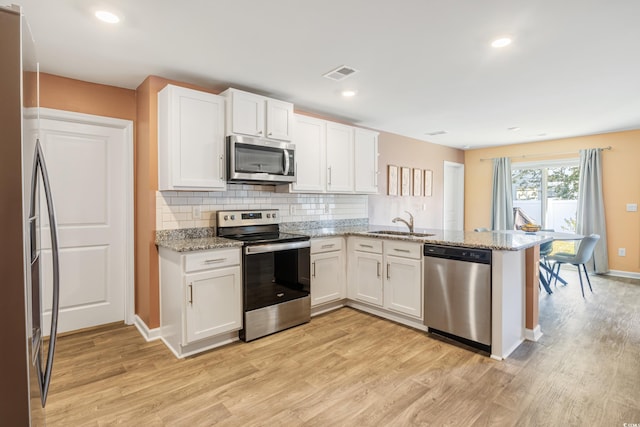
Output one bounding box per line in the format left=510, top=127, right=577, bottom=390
left=34, top=107, right=135, bottom=326
left=443, top=161, right=465, bottom=230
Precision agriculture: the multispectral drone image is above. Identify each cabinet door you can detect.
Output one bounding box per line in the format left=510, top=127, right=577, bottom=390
left=292, top=115, right=326, bottom=192
left=326, top=122, right=354, bottom=193
left=266, top=99, right=294, bottom=141
left=311, top=251, right=345, bottom=306
left=230, top=90, right=265, bottom=137
left=384, top=255, right=422, bottom=319
left=354, top=128, right=379, bottom=194
left=184, top=266, right=242, bottom=345
left=351, top=251, right=384, bottom=306
left=158, top=85, right=226, bottom=191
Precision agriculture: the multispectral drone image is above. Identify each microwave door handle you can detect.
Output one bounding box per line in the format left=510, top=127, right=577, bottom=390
left=283, top=149, right=290, bottom=175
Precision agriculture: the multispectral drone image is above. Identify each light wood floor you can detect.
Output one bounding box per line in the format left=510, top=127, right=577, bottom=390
left=45, top=270, right=640, bottom=426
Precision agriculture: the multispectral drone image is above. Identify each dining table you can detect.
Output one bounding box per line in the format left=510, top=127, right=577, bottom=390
left=498, top=230, right=585, bottom=294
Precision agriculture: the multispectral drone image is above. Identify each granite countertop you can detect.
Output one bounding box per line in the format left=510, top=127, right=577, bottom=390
left=155, top=228, right=243, bottom=252
left=290, top=225, right=551, bottom=251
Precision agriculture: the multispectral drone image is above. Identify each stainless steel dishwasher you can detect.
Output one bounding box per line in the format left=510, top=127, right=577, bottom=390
left=423, top=244, right=492, bottom=351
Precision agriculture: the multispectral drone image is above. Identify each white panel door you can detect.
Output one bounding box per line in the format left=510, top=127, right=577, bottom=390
left=354, top=128, right=379, bottom=194
left=444, top=161, right=465, bottom=230
left=311, top=252, right=344, bottom=306
left=351, top=251, right=383, bottom=306
left=36, top=117, right=128, bottom=334
left=266, top=99, right=293, bottom=141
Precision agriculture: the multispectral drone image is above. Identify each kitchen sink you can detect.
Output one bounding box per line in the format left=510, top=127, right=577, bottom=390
left=368, top=230, right=435, bottom=238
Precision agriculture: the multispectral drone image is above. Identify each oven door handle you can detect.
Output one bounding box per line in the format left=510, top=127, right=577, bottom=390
left=244, top=240, right=310, bottom=255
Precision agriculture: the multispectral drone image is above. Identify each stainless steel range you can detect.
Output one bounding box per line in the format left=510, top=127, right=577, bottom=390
left=216, top=209, right=311, bottom=341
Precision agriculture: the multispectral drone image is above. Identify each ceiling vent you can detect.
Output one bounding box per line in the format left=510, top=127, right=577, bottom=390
left=425, top=130, right=448, bottom=136
left=323, top=65, right=359, bottom=81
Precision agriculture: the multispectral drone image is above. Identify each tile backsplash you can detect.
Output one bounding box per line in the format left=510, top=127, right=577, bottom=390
left=156, top=184, right=368, bottom=230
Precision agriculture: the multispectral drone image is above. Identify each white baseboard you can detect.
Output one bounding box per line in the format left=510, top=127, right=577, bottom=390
left=606, top=270, right=640, bottom=279
left=524, top=325, right=543, bottom=342
left=134, top=315, right=161, bottom=341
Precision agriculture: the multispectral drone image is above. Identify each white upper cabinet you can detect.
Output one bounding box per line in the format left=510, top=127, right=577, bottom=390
left=266, top=99, right=295, bottom=141
left=286, top=115, right=378, bottom=195
left=326, top=122, right=354, bottom=193
left=222, top=88, right=293, bottom=141
left=292, top=115, right=326, bottom=192
left=354, top=128, right=379, bottom=194
left=158, top=84, right=226, bottom=192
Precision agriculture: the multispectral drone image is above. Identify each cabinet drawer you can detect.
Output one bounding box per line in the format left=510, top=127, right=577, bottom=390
left=384, top=240, right=421, bottom=259
left=311, top=237, right=344, bottom=254
left=350, top=237, right=383, bottom=254
left=184, top=248, right=240, bottom=273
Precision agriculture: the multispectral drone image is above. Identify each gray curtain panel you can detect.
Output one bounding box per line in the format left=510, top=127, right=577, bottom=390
left=577, top=148, right=609, bottom=273
left=491, top=157, right=514, bottom=230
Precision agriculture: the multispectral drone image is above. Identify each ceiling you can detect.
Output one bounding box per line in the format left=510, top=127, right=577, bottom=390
left=15, top=0, right=640, bottom=149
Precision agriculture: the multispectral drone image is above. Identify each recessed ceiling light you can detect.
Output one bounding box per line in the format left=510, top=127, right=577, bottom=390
left=95, top=10, right=120, bottom=24
left=341, top=90, right=357, bottom=97
left=508, top=127, right=521, bottom=131
left=491, top=37, right=512, bottom=48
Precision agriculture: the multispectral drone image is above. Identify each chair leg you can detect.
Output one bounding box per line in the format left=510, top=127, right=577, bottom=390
left=582, top=264, right=593, bottom=293
left=576, top=264, right=585, bottom=298
left=552, top=263, right=563, bottom=287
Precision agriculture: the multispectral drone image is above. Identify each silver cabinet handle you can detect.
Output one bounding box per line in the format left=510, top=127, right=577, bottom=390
left=321, top=244, right=335, bottom=249
left=204, top=258, right=226, bottom=264
left=377, top=261, right=381, bottom=277
left=268, top=132, right=273, bottom=136
left=359, top=244, right=373, bottom=248
left=387, top=263, right=390, bottom=279
left=219, top=154, right=224, bottom=180
left=188, top=284, right=193, bottom=305
left=312, top=261, right=316, bottom=278
left=394, top=248, right=411, bottom=253
left=327, top=166, right=332, bottom=185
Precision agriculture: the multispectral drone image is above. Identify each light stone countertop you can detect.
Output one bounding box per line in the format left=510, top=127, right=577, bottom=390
left=155, top=224, right=552, bottom=252
left=291, top=225, right=552, bottom=251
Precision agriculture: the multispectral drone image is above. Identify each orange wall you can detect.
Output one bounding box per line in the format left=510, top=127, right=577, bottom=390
left=464, top=130, right=640, bottom=273
left=369, top=133, right=464, bottom=228
left=134, top=76, right=217, bottom=328
left=39, top=73, right=136, bottom=121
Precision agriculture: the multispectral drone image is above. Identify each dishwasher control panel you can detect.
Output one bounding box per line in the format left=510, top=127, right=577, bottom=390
left=423, top=244, right=491, bottom=264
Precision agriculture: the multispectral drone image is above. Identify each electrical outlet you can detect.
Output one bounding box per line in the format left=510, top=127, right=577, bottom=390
left=618, top=248, right=626, bottom=257
left=626, top=203, right=638, bottom=212
left=324, top=203, right=330, bottom=214
left=289, top=205, right=296, bottom=215
left=192, top=206, right=202, bottom=220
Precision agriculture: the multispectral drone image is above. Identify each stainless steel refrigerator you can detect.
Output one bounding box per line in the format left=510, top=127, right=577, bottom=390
left=0, top=5, right=60, bottom=425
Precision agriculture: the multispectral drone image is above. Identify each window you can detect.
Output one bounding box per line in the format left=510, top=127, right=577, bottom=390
left=511, top=159, right=579, bottom=232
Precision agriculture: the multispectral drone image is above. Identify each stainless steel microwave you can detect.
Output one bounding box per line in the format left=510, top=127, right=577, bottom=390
left=227, top=135, right=296, bottom=184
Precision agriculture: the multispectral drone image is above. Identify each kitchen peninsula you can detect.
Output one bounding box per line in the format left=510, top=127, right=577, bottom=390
left=157, top=222, right=550, bottom=360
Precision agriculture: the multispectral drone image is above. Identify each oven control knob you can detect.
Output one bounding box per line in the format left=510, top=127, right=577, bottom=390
left=230, top=215, right=236, bottom=220
left=272, top=213, right=277, bottom=218
left=266, top=213, right=271, bottom=218
left=223, top=215, right=229, bottom=221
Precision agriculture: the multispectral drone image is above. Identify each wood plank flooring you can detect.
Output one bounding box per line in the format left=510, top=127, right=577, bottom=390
left=45, top=270, right=640, bottom=426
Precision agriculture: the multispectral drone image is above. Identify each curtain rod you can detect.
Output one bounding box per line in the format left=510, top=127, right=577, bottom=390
left=479, top=146, right=612, bottom=162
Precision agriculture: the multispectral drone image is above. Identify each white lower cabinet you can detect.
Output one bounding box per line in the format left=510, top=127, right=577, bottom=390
left=310, top=237, right=345, bottom=306
left=348, top=237, right=423, bottom=320
left=349, top=238, right=384, bottom=306
left=159, top=247, right=242, bottom=358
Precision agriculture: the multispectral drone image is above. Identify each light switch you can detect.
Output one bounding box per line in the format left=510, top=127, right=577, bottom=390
left=626, top=203, right=638, bottom=212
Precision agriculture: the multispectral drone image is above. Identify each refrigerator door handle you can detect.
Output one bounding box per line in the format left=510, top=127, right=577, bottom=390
left=30, top=140, right=60, bottom=407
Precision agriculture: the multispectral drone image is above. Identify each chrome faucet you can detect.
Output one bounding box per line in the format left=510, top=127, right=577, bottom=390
left=392, top=211, right=414, bottom=233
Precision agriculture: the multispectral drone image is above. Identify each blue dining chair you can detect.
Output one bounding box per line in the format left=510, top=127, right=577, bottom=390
left=546, top=234, right=601, bottom=298
left=538, top=229, right=555, bottom=294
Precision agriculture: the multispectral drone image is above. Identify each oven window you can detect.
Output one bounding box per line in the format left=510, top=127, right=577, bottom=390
left=235, top=143, right=285, bottom=174
left=243, top=247, right=310, bottom=311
